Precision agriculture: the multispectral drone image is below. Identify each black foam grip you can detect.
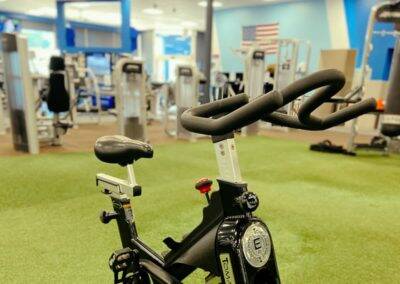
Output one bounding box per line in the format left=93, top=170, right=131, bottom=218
left=263, top=69, right=377, bottom=130
left=298, top=87, right=377, bottom=129
left=181, top=91, right=283, bottom=136
left=280, top=69, right=345, bottom=104
left=183, top=93, right=249, bottom=119
left=314, top=98, right=377, bottom=129
left=262, top=112, right=317, bottom=130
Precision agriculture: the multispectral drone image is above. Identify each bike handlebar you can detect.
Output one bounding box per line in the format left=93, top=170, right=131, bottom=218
left=181, top=91, right=283, bottom=136
left=262, top=69, right=377, bottom=130
left=181, top=69, right=377, bottom=135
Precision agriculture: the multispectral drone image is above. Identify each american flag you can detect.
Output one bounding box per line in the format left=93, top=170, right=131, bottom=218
left=242, top=23, right=279, bottom=54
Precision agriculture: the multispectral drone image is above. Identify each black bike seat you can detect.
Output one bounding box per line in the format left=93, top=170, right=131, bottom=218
left=94, top=135, right=153, bottom=166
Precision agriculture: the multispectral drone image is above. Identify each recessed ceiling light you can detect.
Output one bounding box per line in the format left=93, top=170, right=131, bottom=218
left=143, top=8, right=163, bottom=15
left=198, top=1, right=223, bottom=8
left=28, top=7, right=56, bottom=17
left=80, top=11, right=121, bottom=24
left=181, top=21, right=198, bottom=28
left=69, top=2, right=91, bottom=8
left=143, top=4, right=163, bottom=15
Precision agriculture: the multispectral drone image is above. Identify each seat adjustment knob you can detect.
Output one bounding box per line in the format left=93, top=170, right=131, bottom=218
left=236, top=192, right=259, bottom=213
left=100, top=211, right=118, bottom=224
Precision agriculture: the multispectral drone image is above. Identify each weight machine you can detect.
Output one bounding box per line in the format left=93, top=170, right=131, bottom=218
left=270, top=39, right=312, bottom=125
left=311, top=1, right=400, bottom=155
left=164, top=65, right=204, bottom=140
left=234, top=40, right=311, bottom=133
left=0, top=89, right=5, bottom=135
left=114, top=58, right=148, bottom=142
left=64, top=54, right=103, bottom=125
left=0, top=33, right=72, bottom=154
left=244, top=49, right=266, bottom=135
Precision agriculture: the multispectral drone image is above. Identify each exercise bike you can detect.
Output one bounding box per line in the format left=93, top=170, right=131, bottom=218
left=93, top=69, right=376, bottom=283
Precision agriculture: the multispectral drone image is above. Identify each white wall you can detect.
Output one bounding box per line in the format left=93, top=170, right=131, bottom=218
left=325, top=0, right=349, bottom=49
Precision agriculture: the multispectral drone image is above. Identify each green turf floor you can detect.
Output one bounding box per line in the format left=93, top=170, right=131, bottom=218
left=0, top=136, right=399, bottom=283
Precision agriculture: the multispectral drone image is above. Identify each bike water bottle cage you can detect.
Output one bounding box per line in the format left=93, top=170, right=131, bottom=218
left=94, top=135, right=153, bottom=166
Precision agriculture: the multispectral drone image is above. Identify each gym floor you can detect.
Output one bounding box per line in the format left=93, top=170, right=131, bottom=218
left=0, top=129, right=399, bottom=283
left=0, top=121, right=373, bottom=156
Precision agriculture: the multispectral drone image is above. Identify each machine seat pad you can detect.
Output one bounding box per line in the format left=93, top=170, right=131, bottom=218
left=47, top=73, right=70, bottom=113
left=94, top=136, right=153, bottom=166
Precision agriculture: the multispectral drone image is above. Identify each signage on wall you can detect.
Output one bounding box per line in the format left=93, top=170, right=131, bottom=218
left=163, top=35, right=191, bottom=56
left=21, top=29, right=56, bottom=49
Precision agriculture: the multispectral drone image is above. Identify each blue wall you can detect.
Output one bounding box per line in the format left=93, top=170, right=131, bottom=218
left=214, top=0, right=331, bottom=73
left=344, top=0, right=396, bottom=80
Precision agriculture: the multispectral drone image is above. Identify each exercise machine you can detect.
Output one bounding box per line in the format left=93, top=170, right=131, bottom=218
left=235, top=40, right=311, bottom=133
left=311, top=1, right=400, bottom=155
left=114, top=58, right=147, bottom=142
left=0, top=53, right=7, bottom=135
left=1, top=33, right=38, bottom=153
left=165, top=65, right=204, bottom=140
left=93, top=69, right=375, bottom=283
left=244, top=48, right=265, bottom=135
left=0, top=33, right=72, bottom=154
left=38, top=56, right=73, bottom=146
left=0, top=89, right=5, bottom=135
left=211, top=72, right=245, bottom=103
left=64, top=54, right=103, bottom=125
left=145, top=81, right=169, bottom=123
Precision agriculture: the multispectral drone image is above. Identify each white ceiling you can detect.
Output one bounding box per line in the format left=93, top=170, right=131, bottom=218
left=0, top=0, right=298, bottom=31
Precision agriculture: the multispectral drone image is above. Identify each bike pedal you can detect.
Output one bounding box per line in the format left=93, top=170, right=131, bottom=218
left=109, top=247, right=136, bottom=272
left=109, top=248, right=140, bottom=283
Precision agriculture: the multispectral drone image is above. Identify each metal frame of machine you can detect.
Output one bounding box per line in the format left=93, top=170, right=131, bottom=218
left=310, top=1, right=400, bottom=156
left=114, top=57, right=148, bottom=142
left=243, top=48, right=266, bottom=135
left=345, top=1, right=400, bottom=154
left=93, top=68, right=376, bottom=283
left=1, top=33, right=74, bottom=154
left=1, top=33, right=39, bottom=154
left=65, top=54, right=103, bottom=125
left=164, top=64, right=202, bottom=141
left=236, top=39, right=312, bottom=134
left=0, top=89, right=5, bottom=135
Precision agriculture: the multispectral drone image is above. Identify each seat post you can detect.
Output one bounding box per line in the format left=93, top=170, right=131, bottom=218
left=212, top=134, right=243, bottom=183
left=126, top=164, right=137, bottom=186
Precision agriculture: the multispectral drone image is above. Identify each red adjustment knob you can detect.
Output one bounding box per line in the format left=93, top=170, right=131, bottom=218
left=195, top=178, right=213, bottom=194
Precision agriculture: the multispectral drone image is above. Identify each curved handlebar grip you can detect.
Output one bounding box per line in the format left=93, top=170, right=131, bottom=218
left=181, top=91, right=283, bottom=136
left=263, top=98, right=377, bottom=130
left=280, top=69, right=345, bottom=104
left=298, top=97, right=377, bottom=129
left=262, top=69, right=377, bottom=130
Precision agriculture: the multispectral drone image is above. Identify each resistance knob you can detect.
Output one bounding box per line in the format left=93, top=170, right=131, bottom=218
left=100, top=211, right=118, bottom=224
left=236, top=192, right=259, bottom=213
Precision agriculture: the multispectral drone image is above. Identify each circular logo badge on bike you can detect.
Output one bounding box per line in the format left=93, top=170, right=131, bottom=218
left=241, top=223, right=271, bottom=268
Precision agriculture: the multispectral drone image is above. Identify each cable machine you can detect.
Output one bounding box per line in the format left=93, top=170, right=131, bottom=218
left=114, top=58, right=147, bottom=142
left=311, top=1, right=400, bottom=155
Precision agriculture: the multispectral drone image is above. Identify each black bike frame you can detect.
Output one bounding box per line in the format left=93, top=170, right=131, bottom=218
left=106, top=177, right=281, bottom=283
